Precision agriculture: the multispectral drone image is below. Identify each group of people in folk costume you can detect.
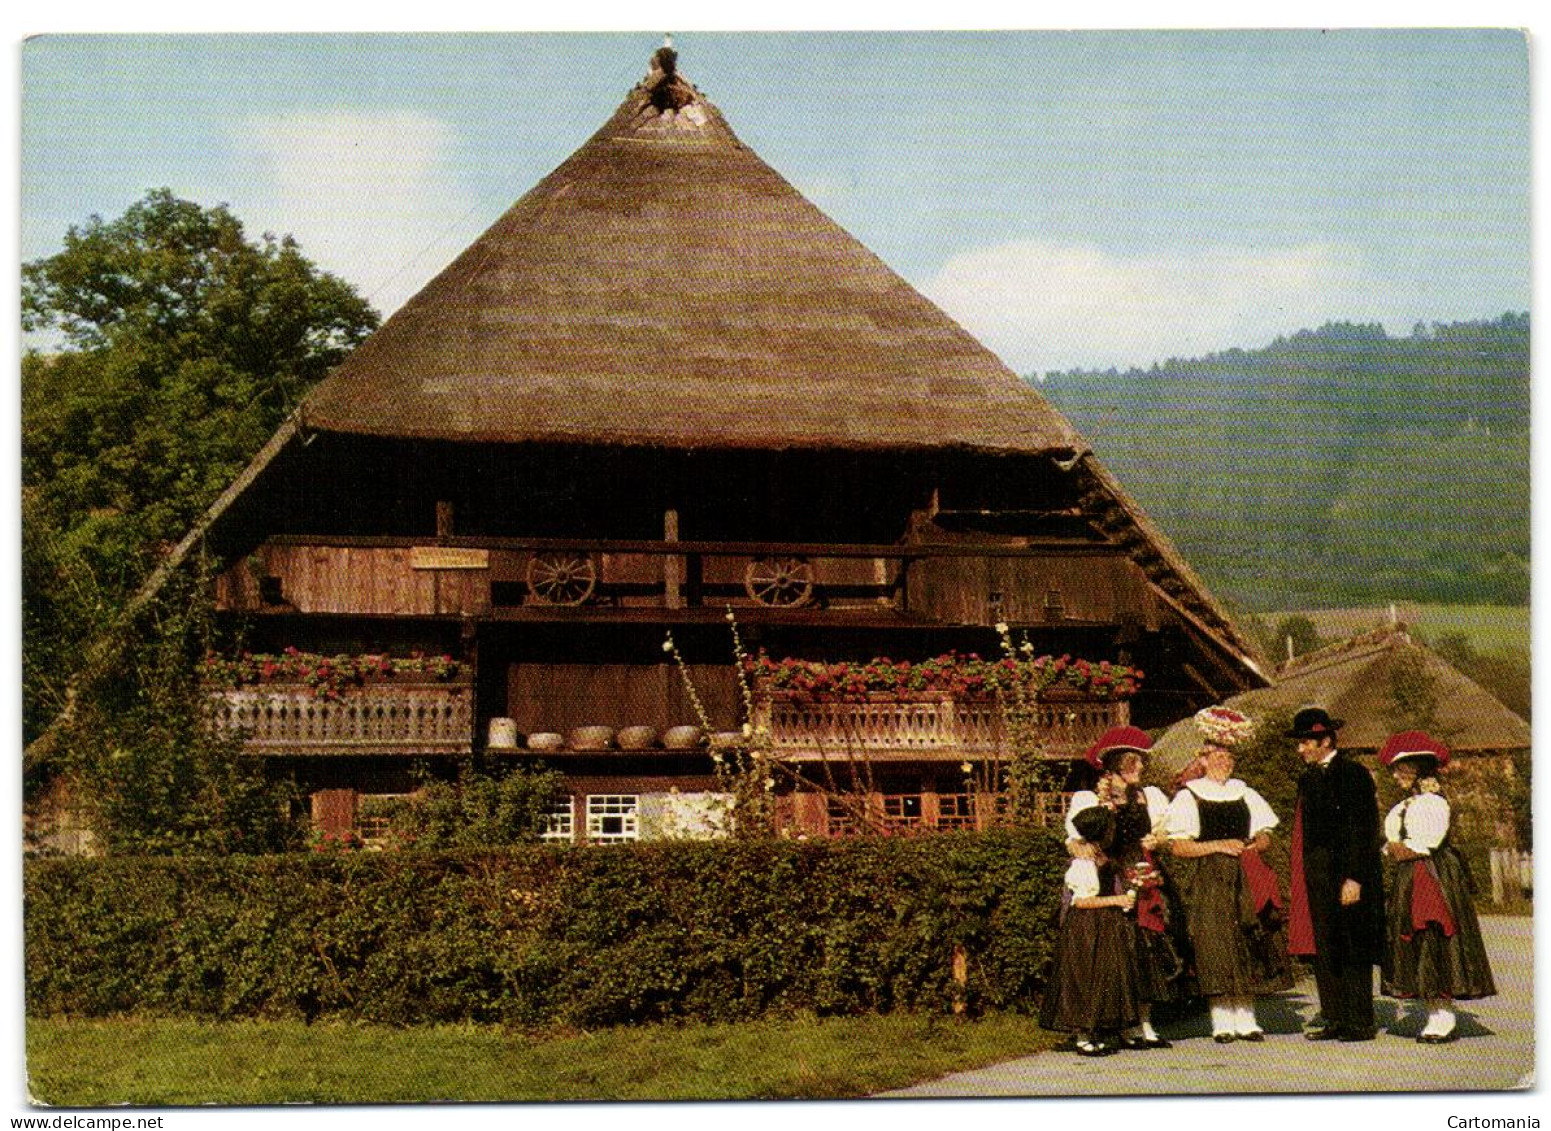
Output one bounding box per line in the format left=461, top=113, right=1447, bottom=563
left=1040, top=706, right=1495, bottom=1056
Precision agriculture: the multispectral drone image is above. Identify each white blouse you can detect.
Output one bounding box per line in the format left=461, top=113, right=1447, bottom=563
left=1064, top=856, right=1103, bottom=899
left=1064, top=784, right=1171, bottom=842
left=1166, top=777, right=1279, bottom=840
left=1385, top=792, right=1450, bottom=855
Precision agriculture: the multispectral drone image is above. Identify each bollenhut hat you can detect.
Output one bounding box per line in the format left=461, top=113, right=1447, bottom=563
left=1195, top=706, right=1255, bottom=748
left=1287, top=706, right=1344, bottom=739
left=1083, top=725, right=1153, bottom=771
left=1378, top=730, right=1450, bottom=769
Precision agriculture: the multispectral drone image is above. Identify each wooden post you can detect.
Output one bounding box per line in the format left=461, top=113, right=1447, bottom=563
left=921, top=785, right=942, bottom=830
left=663, top=507, right=682, bottom=609
left=462, top=617, right=480, bottom=755
left=435, top=500, right=455, bottom=538
left=951, top=944, right=968, bottom=1015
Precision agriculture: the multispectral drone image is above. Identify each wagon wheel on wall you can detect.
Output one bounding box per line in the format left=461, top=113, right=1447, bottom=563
left=526, top=552, right=598, bottom=606
left=744, top=556, right=815, bottom=607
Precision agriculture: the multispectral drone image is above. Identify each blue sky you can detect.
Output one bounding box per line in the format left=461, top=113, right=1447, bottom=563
left=19, top=27, right=1530, bottom=374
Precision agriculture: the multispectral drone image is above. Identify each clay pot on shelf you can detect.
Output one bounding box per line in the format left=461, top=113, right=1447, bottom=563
left=525, top=732, right=564, bottom=753
left=568, top=725, right=616, bottom=751
left=616, top=725, right=658, bottom=750
left=662, top=725, right=705, bottom=750
left=487, top=717, right=519, bottom=749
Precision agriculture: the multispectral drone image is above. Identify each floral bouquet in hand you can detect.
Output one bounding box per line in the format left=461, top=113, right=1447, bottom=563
left=1125, top=859, right=1163, bottom=895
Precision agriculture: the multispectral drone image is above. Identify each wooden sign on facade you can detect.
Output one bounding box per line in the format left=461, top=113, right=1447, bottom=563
left=410, top=546, right=490, bottom=570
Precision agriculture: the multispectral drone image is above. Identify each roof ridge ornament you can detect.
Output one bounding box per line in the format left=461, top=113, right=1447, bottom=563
left=640, top=36, right=696, bottom=109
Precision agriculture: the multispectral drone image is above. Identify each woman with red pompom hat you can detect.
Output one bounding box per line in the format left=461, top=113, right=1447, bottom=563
left=1378, top=731, right=1496, bottom=1043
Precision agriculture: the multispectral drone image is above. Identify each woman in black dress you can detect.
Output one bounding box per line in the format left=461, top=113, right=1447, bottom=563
left=1379, top=730, right=1496, bottom=1042
left=1167, top=707, right=1292, bottom=1042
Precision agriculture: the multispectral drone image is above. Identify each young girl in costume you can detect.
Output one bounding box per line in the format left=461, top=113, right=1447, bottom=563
left=1041, top=804, right=1143, bottom=1056
left=1379, top=730, right=1496, bottom=1043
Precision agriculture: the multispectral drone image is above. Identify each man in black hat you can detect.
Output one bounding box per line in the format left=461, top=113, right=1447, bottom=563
left=1286, top=707, right=1385, bottom=1041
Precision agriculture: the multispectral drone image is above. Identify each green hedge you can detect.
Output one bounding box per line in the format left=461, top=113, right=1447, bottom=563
left=25, top=831, right=1068, bottom=1027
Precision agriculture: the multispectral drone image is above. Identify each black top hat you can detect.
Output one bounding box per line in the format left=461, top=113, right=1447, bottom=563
left=1287, top=707, right=1345, bottom=739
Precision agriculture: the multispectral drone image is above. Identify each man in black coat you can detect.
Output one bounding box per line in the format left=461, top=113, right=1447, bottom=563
left=1287, top=707, right=1385, bottom=1041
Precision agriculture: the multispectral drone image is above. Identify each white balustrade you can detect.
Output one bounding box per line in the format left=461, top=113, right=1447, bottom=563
left=208, top=682, right=474, bottom=755
left=759, top=694, right=1127, bottom=758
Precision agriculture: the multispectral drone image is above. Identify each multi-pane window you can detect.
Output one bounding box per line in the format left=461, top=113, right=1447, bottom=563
left=882, top=794, right=924, bottom=829
left=825, top=797, right=860, bottom=837
left=541, top=797, right=576, bottom=843
left=586, top=794, right=639, bottom=843
left=938, top=793, right=977, bottom=831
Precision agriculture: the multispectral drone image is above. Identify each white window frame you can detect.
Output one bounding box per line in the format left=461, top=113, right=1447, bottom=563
left=586, top=794, right=640, bottom=843
left=541, top=796, right=577, bottom=843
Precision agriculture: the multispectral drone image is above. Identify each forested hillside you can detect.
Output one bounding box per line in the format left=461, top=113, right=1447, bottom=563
left=1038, top=315, right=1529, bottom=611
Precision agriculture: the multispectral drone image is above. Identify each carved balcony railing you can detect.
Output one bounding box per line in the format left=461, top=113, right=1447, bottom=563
left=754, top=693, right=1129, bottom=761
left=208, top=681, right=474, bottom=756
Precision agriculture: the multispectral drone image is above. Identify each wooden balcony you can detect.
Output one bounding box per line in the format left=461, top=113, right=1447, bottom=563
left=208, top=681, right=474, bottom=756
left=213, top=534, right=1141, bottom=627
left=753, top=693, right=1129, bottom=761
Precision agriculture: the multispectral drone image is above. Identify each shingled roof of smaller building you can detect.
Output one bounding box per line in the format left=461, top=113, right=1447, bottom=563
left=1148, top=623, right=1530, bottom=773
left=298, top=48, right=1086, bottom=455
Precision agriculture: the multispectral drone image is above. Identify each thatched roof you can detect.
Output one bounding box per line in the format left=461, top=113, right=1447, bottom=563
left=1149, top=624, right=1530, bottom=773
left=298, top=48, right=1085, bottom=456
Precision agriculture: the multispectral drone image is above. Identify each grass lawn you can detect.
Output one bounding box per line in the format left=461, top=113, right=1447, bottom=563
left=1405, top=604, right=1530, bottom=654
left=25, top=1012, right=1062, bottom=1105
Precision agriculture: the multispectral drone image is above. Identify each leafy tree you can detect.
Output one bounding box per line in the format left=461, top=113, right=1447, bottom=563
left=44, top=558, right=302, bottom=855
left=1271, top=615, right=1324, bottom=660
left=22, top=189, right=379, bottom=744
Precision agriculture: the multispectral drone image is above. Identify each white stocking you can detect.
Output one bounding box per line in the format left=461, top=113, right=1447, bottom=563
left=1139, top=1003, right=1159, bottom=1041
left=1210, top=998, right=1235, bottom=1037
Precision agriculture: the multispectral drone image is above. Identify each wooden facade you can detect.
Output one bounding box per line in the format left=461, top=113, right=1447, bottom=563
left=186, top=49, right=1268, bottom=841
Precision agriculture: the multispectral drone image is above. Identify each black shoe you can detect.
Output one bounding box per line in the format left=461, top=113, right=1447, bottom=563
left=1339, top=1028, right=1377, bottom=1042
left=1142, top=1036, right=1173, bottom=1049
left=1304, top=1026, right=1342, bottom=1041
left=1417, top=1031, right=1458, bottom=1044
left=1238, top=1030, right=1266, bottom=1042
left=1076, top=1038, right=1118, bottom=1057
left=1213, top=1032, right=1236, bottom=1044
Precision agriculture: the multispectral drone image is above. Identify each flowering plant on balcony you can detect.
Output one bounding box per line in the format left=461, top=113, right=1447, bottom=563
left=745, top=651, right=1141, bottom=703
left=201, top=647, right=464, bottom=700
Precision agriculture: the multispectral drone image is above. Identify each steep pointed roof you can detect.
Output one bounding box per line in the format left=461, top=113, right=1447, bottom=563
left=1148, top=624, right=1530, bottom=773
left=300, top=48, right=1086, bottom=455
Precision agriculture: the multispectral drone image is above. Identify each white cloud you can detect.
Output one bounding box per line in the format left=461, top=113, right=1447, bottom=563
left=921, top=239, right=1390, bottom=374
left=230, top=110, right=485, bottom=319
